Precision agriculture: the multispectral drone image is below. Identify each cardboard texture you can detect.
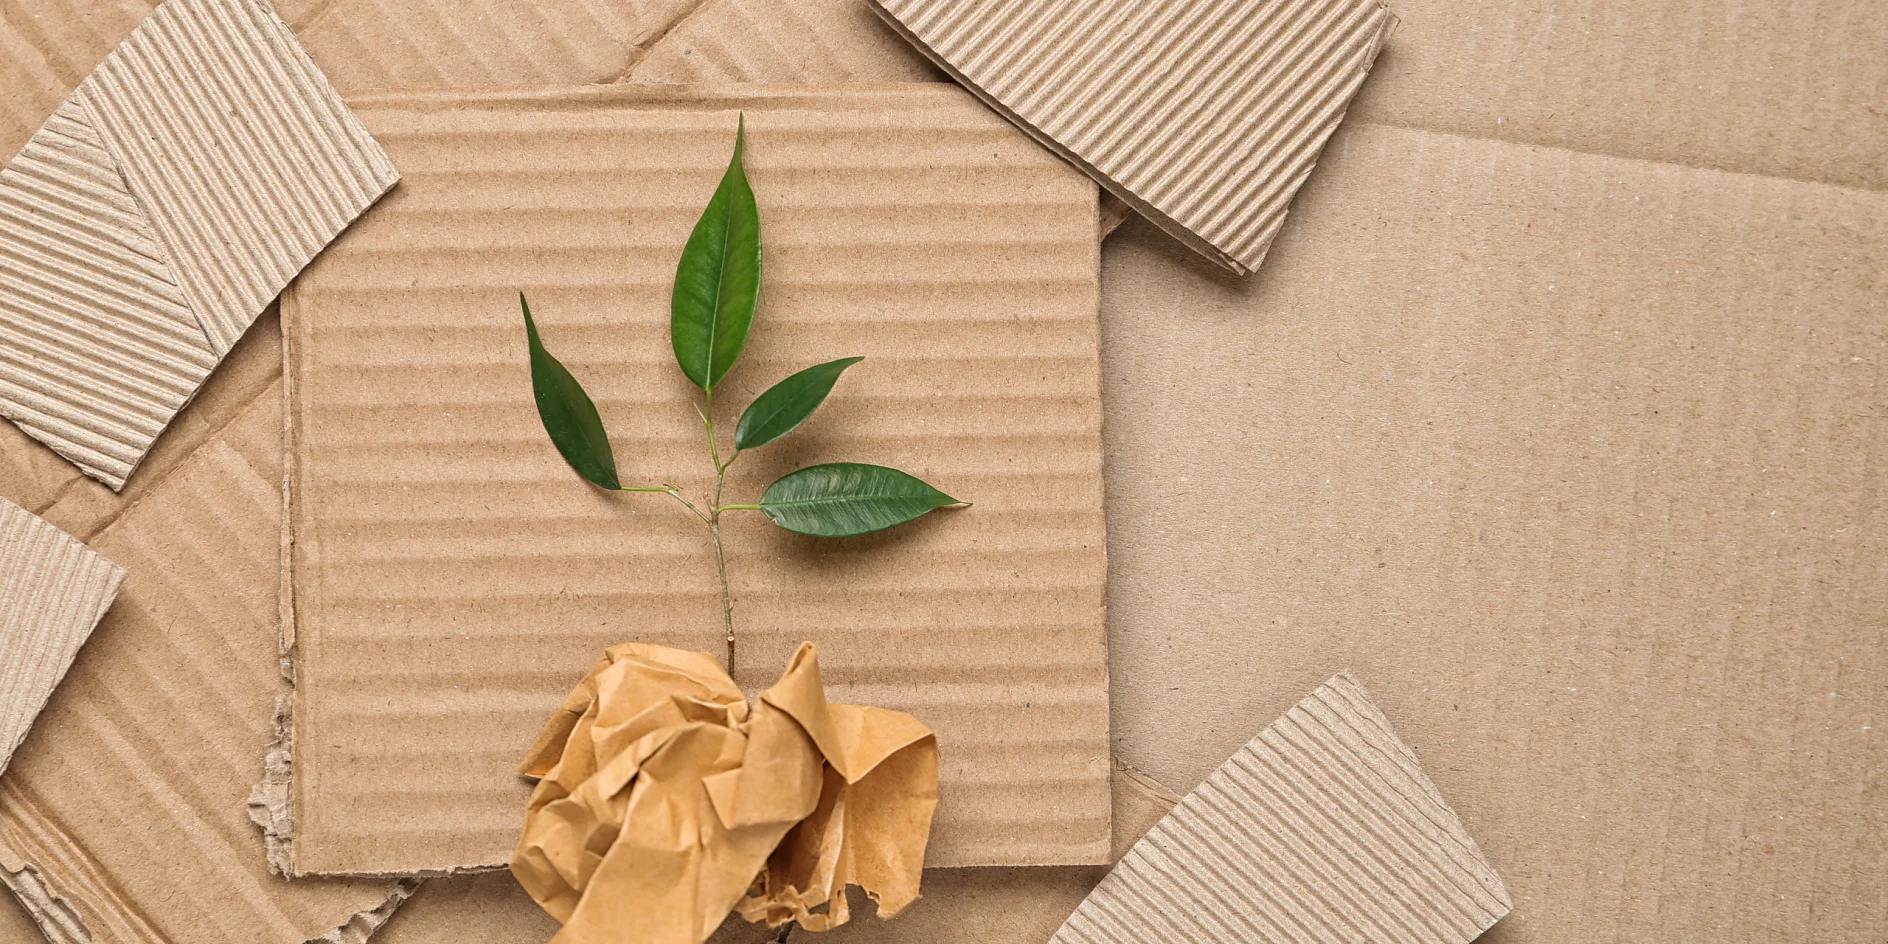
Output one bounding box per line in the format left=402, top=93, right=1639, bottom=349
left=1099, top=92, right=1888, bottom=939
left=868, top=0, right=1391, bottom=275
left=0, top=497, right=123, bottom=780
left=0, top=0, right=1881, bottom=941
left=511, top=642, right=938, bottom=943
left=0, top=0, right=398, bottom=491
left=1, top=890, right=43, bottom=944
left=282, top=84, right=1108, bottom=876
left=1054, top=674, right=1509, bottom=944
left=0, top=385, right=405, bottom=944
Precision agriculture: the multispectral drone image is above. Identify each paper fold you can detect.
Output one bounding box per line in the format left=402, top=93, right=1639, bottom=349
left=513, top=642, right=938, bottom=944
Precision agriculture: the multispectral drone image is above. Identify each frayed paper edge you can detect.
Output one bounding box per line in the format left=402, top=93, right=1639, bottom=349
left=248, top=693, right=296, bottom=876
left=1, top=860, right=90, bottom=943
left=305, top=880, right=419, bottom=944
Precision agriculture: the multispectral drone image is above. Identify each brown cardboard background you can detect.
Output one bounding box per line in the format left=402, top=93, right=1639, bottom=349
left=0, top=0, right=1883, bottom=940
left=1100, top=130, right=1887, bottom=939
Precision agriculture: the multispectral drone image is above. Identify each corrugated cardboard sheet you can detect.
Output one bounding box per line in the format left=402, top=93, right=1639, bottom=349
left=0, top=498, right=123, bottom=778
left=0, top=0, right=397, bottom=491
left=868, top=0, right=1391, bottom=275
left=1054, top=674, right=1508, bottom=944
left=282, top=84, right=1109, bottom=876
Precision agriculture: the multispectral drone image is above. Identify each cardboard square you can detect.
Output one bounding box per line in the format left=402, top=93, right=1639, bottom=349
left=869, top=0, right=1392, bottom=275
left=0, top=0, right=398, bottom=490
left=0, top=497, right=123, bottom=778
left=1053, top=674, right=1510, bottom=944
left=282, top=85, right=1110, bottom=876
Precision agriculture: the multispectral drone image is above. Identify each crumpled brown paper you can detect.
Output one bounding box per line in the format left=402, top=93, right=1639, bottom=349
left=511, top=642, right=939, bottom=944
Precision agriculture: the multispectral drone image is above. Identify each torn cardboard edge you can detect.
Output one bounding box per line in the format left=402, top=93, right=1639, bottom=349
left=0, top=0, right=397, bottom=491
left=1, top=844, right=417, bottom=944
left=0, top=854, right=87, bottom=944
left=867, top=0, right=1393, bottom=275
left=0, top=496, right=125, bottom=779
left=1052, top=672, right=1511, bottom=944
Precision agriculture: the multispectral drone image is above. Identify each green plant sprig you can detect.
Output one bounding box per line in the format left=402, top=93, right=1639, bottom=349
left=520, top=117, right=964, bottom=672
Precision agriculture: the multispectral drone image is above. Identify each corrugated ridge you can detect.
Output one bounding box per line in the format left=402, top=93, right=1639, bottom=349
left=872, top=0, right=1390, bottom=273
left=0, top=779, right=169, bottom=944
left=0, top=98, right=215, bottom=489
left=298, top=0, right=692, bottom=91
left=624, top=0, right=941, bottom=84
left=1051, top=674, right=1509, bottom=944
left=0, top=497, right=124, bottom=776
left=0, top=859, right=91, bottom=944
left=77, top=0, right=398, bottom=356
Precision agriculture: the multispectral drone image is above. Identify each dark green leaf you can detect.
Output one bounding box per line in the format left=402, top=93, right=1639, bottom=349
left=522, top=293, right=619, bottom=490
left=671, top=115, right=761, bottom=391
left=734, top=357, right=864, bottom=450
left=761, top=463, right=961, bottom=537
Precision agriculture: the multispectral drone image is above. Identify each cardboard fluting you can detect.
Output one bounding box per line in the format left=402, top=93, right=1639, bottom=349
left=0, top=0, right=397, bottom=491
left=282, top=85, right=1109, bottom=876
left=0, top=386, right=403, bottom=944
left=869, top=0, right=1391, bottom=275
left=0, top=498, right=123, bottom=778
left=1055, top=675, right=1509, bottom=944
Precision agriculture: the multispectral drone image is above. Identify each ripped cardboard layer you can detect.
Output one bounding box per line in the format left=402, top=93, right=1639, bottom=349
left=869, top=0, right=1391, bottom=275
left=282, top=84, right=1109, bottom=877
left=1053, top=674, right=1509, bottom=944
left=0, top=851, right=88, bottom=944
left=0, top=380, right=404, bottom=944
left=0, top=496, right=123, bottom=779
left=0, top=0, right=397, bottom=490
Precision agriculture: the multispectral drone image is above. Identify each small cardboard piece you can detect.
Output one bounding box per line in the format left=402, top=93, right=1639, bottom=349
left=868, top=0, right=1391, bottom=275
left=0, top=0, right=397, bottom=490
left=1053, top=674, right=1509, bottom=944
left=0, top=497, right=123, bottom=779
left=282, top=84, right=1109, bottom=876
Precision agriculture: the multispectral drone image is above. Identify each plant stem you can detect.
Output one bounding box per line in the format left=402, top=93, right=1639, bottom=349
left=704, top=389, right=736, bottom=673
left=710, top=478, right=735, bottom=674
left=718, top=503, right=762, bottom=512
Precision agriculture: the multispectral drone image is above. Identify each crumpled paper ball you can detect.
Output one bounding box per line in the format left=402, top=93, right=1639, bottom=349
left=511, top=641, right=939, bottom=944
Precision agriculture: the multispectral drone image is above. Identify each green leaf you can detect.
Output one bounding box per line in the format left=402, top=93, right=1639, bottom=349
left=671, top=115, right=761, bottom=391
left=760, top=463, right=961, bottom=538
left=522, top=293, right=619, bottom=490
left=734, top=357, right=864, bottom=450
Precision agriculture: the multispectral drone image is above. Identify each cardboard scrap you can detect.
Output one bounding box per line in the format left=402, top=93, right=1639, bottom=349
left=1054, top=674, right=1509, bottom=944
left=514, top=642, right=937, bottom=944
left=0, top=497, right=123, bottom=780
left=0, top=383, right=402, bottom=944
left=282, top=84, right=1108, bottom=877
left=0, top=0, right=398, bottom=491
left=868, top=0, right=1392, bottom=275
